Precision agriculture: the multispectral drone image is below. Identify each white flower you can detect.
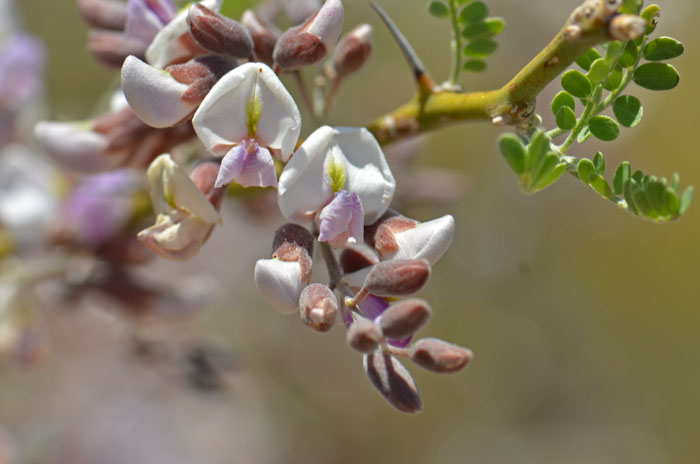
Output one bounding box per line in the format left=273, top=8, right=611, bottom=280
left=278, top=125, right=395, bottom=247
left=145, top=0, right=222, bottom=68
left=137, top=154, right=223, bottom=260
left=254, top=258, right=306, bottom=314
left=192, top=62, right=301, bottom=188
left=379, top=215, right=455, bottom=264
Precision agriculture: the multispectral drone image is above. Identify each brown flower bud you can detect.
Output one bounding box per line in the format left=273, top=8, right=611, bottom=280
left=299, top=283, right=338, bottom=332
left=241, top=10, right=281, bottom=66
left=187, top=4, right=254, bottom=58
left=346, top=318, right=383, bottom=353
left=367, top=213, right=418, bottom=256
left=78, top=0, right=127, bottom=31
left=377, top=298, right=431, bottom=339
left=339, top=244, right=379, bottom=274
left=409, top=338, right=472, bottom=373
left=326, top=23, right=372, bottom=81
left=166, top=55, right=236, bottom=104
left=273, top=0, right=344, bottom=71
left=272, top=223, right=314, bottom=257
left=271, top=224, right=314, bottom=283
left=88, top=30, right=147, bottom=68
left=363, top=259, right=430, bottom=297
left=364, top=352, right=422, bottom=414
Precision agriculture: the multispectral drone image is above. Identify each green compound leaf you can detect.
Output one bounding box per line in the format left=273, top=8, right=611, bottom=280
left=589, top=174, right=614, bottom=199
left=605, top=41, right=624, bottom=63
left=561, top=70, right=592, bottom=99
left=619, top=42, right=638, bottom=68
left=621, top=0, right=643, bottom=15
left=613, top=161, right=631, bottom=195
left=577, top=159, right=595, bottom=184
left=527, top=131, right=549, bottom=173
left=589, top=116, right=620, bottom=141
left=603, top=65, right=623, bottom=91
left=613, top=95, right=643, bottom=128
left=463, top=38, right=497, bottom=58
left=461, top=17, right=505, bottom=39
left=633, top=62, right=680, bottom=90
left=499, top=134, right=526, bottom=174
left=459, top=1, right=488, bottom=23
left=551, top=91, right=576, bottom=116
left=576, top=48, right=602, bottom=71
left=587, top=58, right=610, bottom=83
left=427, top=1, right=449, bottom=18
left=643, top=37, right=684, bottom=61
left=577, top=126, right=592, bottom=143
left=593, top=152, right=605, bottom=175
left=462, top=59, right=486, bottom=72
left=555, top=106, right=577, bottom=130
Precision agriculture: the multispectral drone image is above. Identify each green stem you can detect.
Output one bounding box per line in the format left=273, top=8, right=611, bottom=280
left=366, top=0, right=627, bottom=146
left=447, top=0, right=463, bottom=87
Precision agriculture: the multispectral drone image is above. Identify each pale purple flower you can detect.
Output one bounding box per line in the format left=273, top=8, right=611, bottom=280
left=62, top=169, right=141, bottom=248
left=125, top=0, right=177, bottom=45
left=192, top=62, right=301, bottom=189
left=0, top=33, right=45, bottom=112
left=317, top=190, right=364, bottom=248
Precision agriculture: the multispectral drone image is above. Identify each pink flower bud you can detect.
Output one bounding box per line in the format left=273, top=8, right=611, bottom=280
left=78, top=0, right=127, bottom=31
left=410, top=338, right=473, bottom=373
left=364, top=352, right=422, bottom=414
left=326, top=23, right=372, bottom=80
left=88, top=30, right=148, bottom=68
left=339, top=244, right=379, bottom=274
left=363, top=258, right=431, bottom=297
left=272, top=0, right=344, bottom=70
left=299, top=283, right=337, bottom=332
left=377, top=298, right=431, bottom=339
left=346, top=318, right=383, bottom=353
left=241, top=10, right=281, bottom=66
left=187, top=4, right=254, bottom=58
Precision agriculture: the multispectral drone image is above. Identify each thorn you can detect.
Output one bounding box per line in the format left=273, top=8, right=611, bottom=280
left=370, top=2, right=434, bottom=98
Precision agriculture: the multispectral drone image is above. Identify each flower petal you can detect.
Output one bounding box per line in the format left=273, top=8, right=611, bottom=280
left=278, top=126, right=394, bottom=223
left=138, top=211, right=214, bottom=261
left=125, top=0, right=177, bottom=45
left=121, top=55, right=197, bottom=128
left=254, top=258, right=304, bottom=314
left=216, top=142, right=278, bottom=188
left=147, top=154, right=222, bottom=224
left=305, top=0, right=344, bottom=50
left=145, top=0, right=221, bottom=67
left=317, top=190, right=363, bottom=248
left=388, top=215, right=455, bottom=265
left=34, top=121, right=127, bottom=173
left=192, top=62, right=300, bottom=160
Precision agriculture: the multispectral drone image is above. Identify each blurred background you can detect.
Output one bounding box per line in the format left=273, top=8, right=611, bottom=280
left=2, top=0, right=699, bottom=462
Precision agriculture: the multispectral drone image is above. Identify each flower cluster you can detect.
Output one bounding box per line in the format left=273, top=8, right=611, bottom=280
left=30, top=0, right=473, bottom=411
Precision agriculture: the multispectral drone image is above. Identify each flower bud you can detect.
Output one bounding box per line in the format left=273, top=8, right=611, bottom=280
left=346, top=318, right=383, bottom=353
left=368, top=212, right=418, bottom=254
left=363, top=258, right=431, bottom=297
left=370, top=213, right=454, bottom=265
left=299, top=283, right=337, bottom=332
left=122, top=55, right=234, bottom=128
left=377, top=298, right=431, bottom=340
left=326, top=23, right=372, bottom=81
left=272, top=223, right=314, bottom=258
left=78, top=0, right=127, bottom=31
left=34, top=120, right=128, bottom=173
left=273, top=0, right=344, bottom=70
left=283, top=0, right=322, bottom=25
left=608, top=14, right=646, bottom=41
left=364, top=352, right=422, bottom=414
left=187, top=4, right=254, bottom=58
left=241, top=10, right=281, bottom=66
left=339, top=244, right=379, bottom=274
left=409, top=338, right=473, bottom=373
left=88, top=30, right=147, bottom=68
left=189, top=159, right=227, bottom=210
